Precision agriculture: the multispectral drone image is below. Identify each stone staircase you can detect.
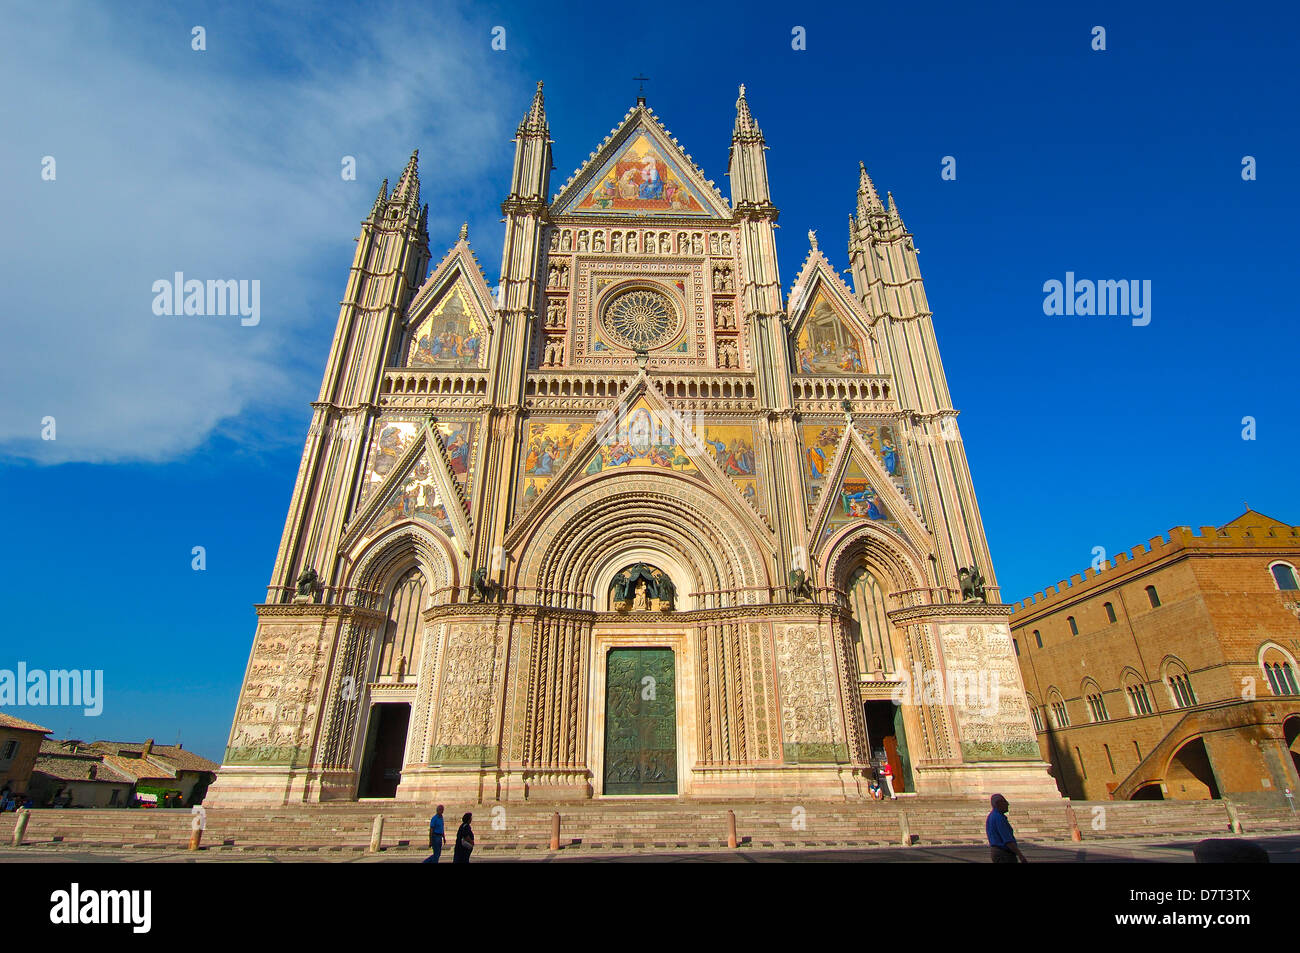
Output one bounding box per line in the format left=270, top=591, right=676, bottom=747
left=2, top=798, right=1294, bottom=854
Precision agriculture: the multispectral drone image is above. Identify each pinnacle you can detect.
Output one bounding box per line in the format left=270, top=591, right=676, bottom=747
left=519, top=80, right=548, bottom=135
left=391, top=149, right=420, bottom=207
left=857, top=161, right=883, bottom=211
left=370, top=177, right=389, bottom=217
left=733, top=83, right=763, bottom=140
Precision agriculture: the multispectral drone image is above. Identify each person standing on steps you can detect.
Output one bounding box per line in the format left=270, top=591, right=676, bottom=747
left=880, top=760, right=896, bottom=799
left=428, top=804, right=446, bottom=861
left=986, top=793, right=1029, bottom=864
left=453, top=811, right=475, bottom=863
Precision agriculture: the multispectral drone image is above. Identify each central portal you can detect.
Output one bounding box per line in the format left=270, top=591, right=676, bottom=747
left=603, top=648, right=677, bottom=795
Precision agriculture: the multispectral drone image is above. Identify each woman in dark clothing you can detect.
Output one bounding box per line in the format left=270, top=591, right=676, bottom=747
left=452, top=812, right=475, bottom=863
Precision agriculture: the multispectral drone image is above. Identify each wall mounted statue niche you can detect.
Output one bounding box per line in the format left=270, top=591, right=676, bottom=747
left=610, top=563, right=676, bottom=612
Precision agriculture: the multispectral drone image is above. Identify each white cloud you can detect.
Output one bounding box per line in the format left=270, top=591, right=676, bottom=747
left=0, top=3, right=520, bottom=463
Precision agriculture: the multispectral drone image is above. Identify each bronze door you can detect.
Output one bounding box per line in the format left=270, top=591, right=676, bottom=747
left=603, top=648, right=677, bottom=795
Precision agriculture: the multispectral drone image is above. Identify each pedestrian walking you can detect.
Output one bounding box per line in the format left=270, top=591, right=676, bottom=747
left=881, top=761, right=896, bottom=799
left=452, top=811, right=475, bottom=863
left=428, top=804, right=446, bottom=861
left=986, top=793, right=1028, bottom=863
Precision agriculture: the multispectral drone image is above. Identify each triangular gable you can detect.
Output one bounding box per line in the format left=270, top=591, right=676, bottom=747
left=787, top=247, right=876, bottom=375
left=359, top=417, right=479, bottom=511
left=851, top=418, right=916, bottom=517
left=506, top=375, right=774, bottom=545
left=551, top=108, right=729, bottom=219
left=1220, top=510, right=1294, bottom=532
left=807, top=428, right=928, bottom=554
left=344, top=419, right=472, bottom=550
left=401, top=236, right=496, bottom=369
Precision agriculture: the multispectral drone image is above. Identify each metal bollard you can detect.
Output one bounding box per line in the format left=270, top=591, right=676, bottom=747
left=369, top=814, right=384, bottom=852
left=550, top=811, right=560, bottom=851
left=12, top=808, right=31, bottom=847
left=727, top=809, right=737, bottom=848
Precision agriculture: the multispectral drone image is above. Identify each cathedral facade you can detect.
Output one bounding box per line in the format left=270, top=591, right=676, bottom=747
left=209, top=85, right=1058, bottom=806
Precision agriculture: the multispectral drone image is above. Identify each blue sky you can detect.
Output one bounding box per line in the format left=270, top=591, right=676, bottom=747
left=2, top=2, right=1297, bottom=760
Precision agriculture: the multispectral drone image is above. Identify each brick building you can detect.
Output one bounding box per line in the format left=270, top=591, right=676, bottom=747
left=1010, top=510, right=1300, bottom=805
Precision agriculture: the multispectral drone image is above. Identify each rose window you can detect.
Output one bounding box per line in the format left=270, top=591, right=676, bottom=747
left=602, top=288, right=679, bottom=350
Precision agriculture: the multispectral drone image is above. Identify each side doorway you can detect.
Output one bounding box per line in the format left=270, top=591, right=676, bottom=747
left=358, top=702, right=411, bottom=798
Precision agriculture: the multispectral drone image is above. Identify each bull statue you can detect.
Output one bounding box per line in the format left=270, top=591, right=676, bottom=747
left=295, top=567, right=319, bottom=601
left=958, top=565, right=986, bottom=603
left=788, top=567, right=814, bottom=602
left=471, top=567, right=497, bottom=603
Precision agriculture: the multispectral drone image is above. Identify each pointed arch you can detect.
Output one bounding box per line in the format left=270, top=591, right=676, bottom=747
left=345, top=520, right=459, bottom=607
left=513, top=469, right=771, bottom=610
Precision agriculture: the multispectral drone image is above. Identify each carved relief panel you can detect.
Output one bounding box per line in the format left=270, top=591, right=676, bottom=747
left=227, top=618, right=330, bottom=767
left=937, top=622, right=1040, bottom=761
left=774, top=623, right=847, bottom=763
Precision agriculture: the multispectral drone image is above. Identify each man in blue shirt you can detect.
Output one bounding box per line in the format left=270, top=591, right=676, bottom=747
left=986, top=793, right=1028, bottom=863
left=429, top=804, right=446, bottom=862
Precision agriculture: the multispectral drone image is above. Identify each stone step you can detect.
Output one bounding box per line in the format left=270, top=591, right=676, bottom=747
left=2, top=798, right=1289, bottom=851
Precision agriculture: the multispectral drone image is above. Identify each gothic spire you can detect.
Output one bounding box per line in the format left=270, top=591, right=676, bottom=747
left=369, top=177, right=389, bottom=219
left=518, top=80, right=548, bottom=136
left=886, top=190, right=903, bottom=227
left=391, top=149, right=420, bottom=209
left=857, top=161, right=883, bottom=215
left=733, top=83, right=763, bottom=141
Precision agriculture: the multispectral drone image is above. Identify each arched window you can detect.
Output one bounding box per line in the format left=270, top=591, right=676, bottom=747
left=846, top=567, right=895, bottom=676
left=1048, top=690, right=1070, bottom=728
left=1084, top=682, right=1109, bottom=722
left=1122, top=670, right=1154, bottom=716
left=1145, top=585, right=1161, bottom=608
left=1104, top=601, right=1117, bottom=623
left=1162, top=658, right=1196, bottom=709
left=1270, top=562, right=1300, bottom=591
left=1260, top=643, right=1300, bottom=696
left=377, top=567, right=426, bottom=680
left=1033, top=629, right=1042, bottom=648
left=1067, top=616, right=1079, bottom=636
left=1168, top=674, right=1196, bottom=708
left=1026, top=693, right=1044, bottom=732
left=1012, top=637, right=1020, bottom=657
